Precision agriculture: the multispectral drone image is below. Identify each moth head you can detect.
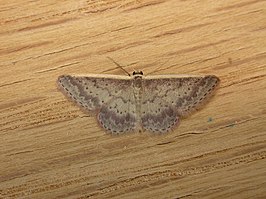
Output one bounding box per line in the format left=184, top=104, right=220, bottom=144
left=132, top=71, right=144, bottom=76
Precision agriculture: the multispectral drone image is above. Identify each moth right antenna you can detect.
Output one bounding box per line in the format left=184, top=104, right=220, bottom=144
left=107, top=57, right=131, bottom=76
left=145, top=56, right=172, bottom=75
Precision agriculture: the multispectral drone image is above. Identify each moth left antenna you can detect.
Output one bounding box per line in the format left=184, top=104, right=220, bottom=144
left=107, top=57, right=131, bottom=76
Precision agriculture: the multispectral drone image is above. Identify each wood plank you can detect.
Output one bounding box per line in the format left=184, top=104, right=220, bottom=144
left=0, top=0, right=265, bottom=198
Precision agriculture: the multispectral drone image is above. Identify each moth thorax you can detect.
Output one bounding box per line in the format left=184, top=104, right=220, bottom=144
left=133, top=76, right=142, bottom=89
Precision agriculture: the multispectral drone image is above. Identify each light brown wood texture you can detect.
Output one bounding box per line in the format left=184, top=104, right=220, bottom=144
left=0, top=0, right=265, bottom=198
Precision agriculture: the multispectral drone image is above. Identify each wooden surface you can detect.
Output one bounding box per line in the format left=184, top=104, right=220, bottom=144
left=0, top=0, right=265, bottom=198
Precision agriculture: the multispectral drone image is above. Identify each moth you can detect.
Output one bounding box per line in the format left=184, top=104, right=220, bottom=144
left=57, top=71, right=220, bottom=134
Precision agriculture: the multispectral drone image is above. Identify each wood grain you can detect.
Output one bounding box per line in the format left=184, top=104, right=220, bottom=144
left=0, top=0, right=265, bottom=198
